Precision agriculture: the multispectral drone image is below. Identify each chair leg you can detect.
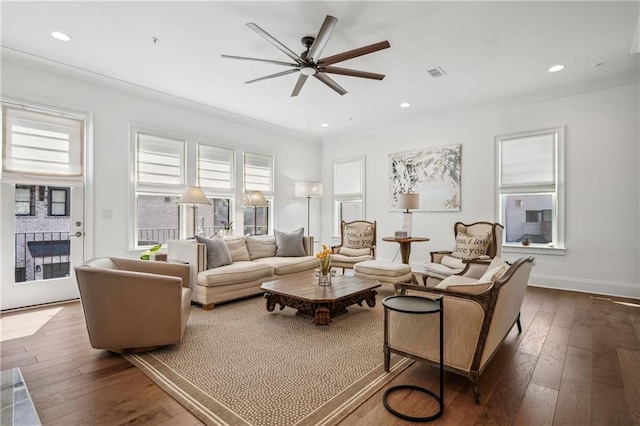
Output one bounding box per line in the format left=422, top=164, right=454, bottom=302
left=470, top=372, right=480, bottom=404
left=384, top=347, right=390, bottom=372
left=517, top=312, right=522, bottom=333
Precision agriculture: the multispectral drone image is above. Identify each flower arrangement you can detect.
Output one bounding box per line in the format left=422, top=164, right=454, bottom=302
left=316, top=244, right=333, bottom=275
left=221, top=221, right=233, bottom=230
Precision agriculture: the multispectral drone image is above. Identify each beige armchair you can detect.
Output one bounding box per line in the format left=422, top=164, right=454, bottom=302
left=423, top=221, right=504, bottom=287
left=75, top=257, right=192, bottom=353
left=331, top=220, right=376, bottom=272
left=387, top=256, right=533, bottom=403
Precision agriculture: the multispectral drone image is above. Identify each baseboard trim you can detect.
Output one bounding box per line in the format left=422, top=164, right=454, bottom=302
left=529, top=273, right=640, bottom=300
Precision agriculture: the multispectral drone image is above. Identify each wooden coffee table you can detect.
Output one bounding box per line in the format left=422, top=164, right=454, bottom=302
left=261, top=274, right=381, bottom=326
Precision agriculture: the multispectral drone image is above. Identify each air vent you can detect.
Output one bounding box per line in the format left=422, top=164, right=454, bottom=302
left=427, top=66, right=447, bottom=78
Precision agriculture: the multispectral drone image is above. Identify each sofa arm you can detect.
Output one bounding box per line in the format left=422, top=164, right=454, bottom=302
left=387, top=288, right=486, bottom=373
left=303, top=236, right=314, bottom=256
left=111, top=257, right=190, bottom=289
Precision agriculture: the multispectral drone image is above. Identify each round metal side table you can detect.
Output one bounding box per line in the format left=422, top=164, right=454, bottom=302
left=382, top=295, right=444, bottom=422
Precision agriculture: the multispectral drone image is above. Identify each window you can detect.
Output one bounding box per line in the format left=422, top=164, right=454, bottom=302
left=243, top=152, right=273, bottom=235
left=134, top=132, right=186, bottom=247
left=15, top=185, right=35, bottom=216
left=43, top=262, right=70, bottom=279
left=496, top=127, right=565, bottom=249
left=333, top=157, right=365, bottom=235
left=197, top=197, right=232, bottom=236
left=48, top=187, right=70, bottom=216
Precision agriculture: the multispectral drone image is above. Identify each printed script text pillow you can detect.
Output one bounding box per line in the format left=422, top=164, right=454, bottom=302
left=451, top=232, right=491, bottom=260
left=343, top=224, right=374, bottom=249
left=274, top=228, right=306, bottom=257
left=195, top=235, right=233, bottom=269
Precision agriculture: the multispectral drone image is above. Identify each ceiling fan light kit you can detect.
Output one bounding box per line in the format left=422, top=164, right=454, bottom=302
left=222, top=15, right=390, bottom=97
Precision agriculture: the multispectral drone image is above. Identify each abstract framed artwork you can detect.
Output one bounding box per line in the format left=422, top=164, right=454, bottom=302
left=389, top=144, right=461, bottom=211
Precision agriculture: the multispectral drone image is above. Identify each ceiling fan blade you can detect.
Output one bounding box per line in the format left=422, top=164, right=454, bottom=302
left=320, top=66, right=385, bottom=80
left=314, top=72, right=347, bottom=96
left=291, top=74, right=309, bottom=97
left=307, top=15, right=338, bottom=62
left=246, top=69, right=299, bottom=84
left=246, top=23, right=304, bottom=64
left=221, top=54, right=298, bottom=68
left=318, top=41, right=391, bottom=66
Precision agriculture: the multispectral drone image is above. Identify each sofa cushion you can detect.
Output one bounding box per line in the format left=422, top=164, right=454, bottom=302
left=331, top=253, right=374, bottom=265
left=343, top=223, right=375, bottom=249
left=246, top=236, right=277, bottom=260
left=254, top=256, right=318, bottom=275
left=274, top=228, right=306, bottom=257
left=451, top=232, right=491, bottom=260
left=195, top=235, right=232, bottom=269
left=339, top=247, right=371, bottom=257
left=436, top=275, right=493, bottom=295
left=197, top=261, right=274, bottom=287
left=354, top=260, right=411, bottom=277
left=225, top=237, right=250, bottom=262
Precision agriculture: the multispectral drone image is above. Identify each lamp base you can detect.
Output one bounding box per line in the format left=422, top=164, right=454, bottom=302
left=402, top=212, right=412, bottom=238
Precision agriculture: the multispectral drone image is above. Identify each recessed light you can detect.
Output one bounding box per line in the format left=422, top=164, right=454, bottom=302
left=320, top=123, right=329, bottom=127
left=548, top=65, right=565, bottom=73
left=51, top=31, right=71, bottom=42
left=400, top=102, right=411, bottom=108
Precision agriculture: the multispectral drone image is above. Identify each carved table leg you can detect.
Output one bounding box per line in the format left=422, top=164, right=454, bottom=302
left=313, top=306, right=331, bottom=326
left=264, top=293, right=277, bottom=312
left=365, top=289, right=378, bottom=308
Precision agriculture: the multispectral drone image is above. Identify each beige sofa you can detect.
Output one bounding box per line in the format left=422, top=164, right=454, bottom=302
left=75, top=257, right=191, bottom=353
left=387, top=256, right=534, bottom=403
left=168, top=235, right=316, bottom=310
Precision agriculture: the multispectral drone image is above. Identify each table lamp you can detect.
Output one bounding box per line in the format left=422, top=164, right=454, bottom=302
left=243, top=190, right=269, bottom=235
left=295, top=181, right=323, bottom=236
left=398, top=193, right=419, bottom=237
left=177, top=186, right=212, bottom=239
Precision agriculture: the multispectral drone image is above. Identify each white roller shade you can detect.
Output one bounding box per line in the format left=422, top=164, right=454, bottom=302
left=137, top=133, right=185, bottom=186
left=244, top=152, right=273, bottom=192
left=500, top=133, right=556, bottom=187
left=335, top=160, right=362, bottom=196
left=3, top=107, right=84, bottom=177
left=198, top=144, right=234, bottom=189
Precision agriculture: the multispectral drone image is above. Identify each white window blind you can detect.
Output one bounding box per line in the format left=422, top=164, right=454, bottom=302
left=3, top=107, right=83, bottom=176
left=198, top=144, right=234, bottom=189
left=500, top=133, right=556, bottom=187
left=335, top=160, right=363, bottom=196
left=244, top=152, right=273, bottom=192
left=136, top=133, right=185, bottom=186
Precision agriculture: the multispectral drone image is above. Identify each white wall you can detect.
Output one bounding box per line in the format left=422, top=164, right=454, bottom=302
left=322, top=83, right=640, bottom=299
left=1, top=59, right=321, bottom=309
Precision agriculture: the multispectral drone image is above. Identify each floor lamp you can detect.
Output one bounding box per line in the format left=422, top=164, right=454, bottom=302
left=177, top=186, right=212, bottom=239
left=295, top=181, right=323, bottom=236
left=398, top=193, right=419, bottom=237
left=242, top=191, right=268, bottom=235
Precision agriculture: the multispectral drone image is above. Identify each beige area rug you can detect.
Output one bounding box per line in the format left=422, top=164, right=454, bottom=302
left=124, top=285, right=412, bottom=426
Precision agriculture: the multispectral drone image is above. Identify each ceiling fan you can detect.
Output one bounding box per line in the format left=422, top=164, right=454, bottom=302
left=221, top=15, right=390, bottom=97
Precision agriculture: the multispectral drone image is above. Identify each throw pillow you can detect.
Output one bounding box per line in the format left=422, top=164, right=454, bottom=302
left=479, top=257, right=509, bottom=283
left=225, top=237, right=250, bottom=262
left=339, top=247, right=371, bottom=257
left=195, top=235, right=232, bottom=269
left=440, top=255, right=465, bottom=270
left=245, top=236, right=277, bottom=260
left=343, top=224, right=374, bottom=249
left=451, top=232, right=491, bottom=260
left=274, top=228, right=306, bottom=257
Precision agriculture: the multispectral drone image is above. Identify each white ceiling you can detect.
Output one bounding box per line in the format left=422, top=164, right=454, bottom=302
left=2, top=1, right=639, bottom=139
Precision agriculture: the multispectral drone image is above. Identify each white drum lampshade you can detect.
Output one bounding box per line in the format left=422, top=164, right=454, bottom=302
left=397, top=193, right=419, bottom=237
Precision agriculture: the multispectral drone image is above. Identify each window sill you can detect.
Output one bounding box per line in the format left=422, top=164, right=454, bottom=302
left=502, top=244, right=566, bottom=256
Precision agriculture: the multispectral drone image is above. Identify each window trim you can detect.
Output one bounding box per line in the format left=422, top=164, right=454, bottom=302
left=495, top=126, right=565, bottom=253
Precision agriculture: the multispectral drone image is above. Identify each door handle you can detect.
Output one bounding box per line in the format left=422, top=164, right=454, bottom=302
left=69, top=231, right=83, bottom=238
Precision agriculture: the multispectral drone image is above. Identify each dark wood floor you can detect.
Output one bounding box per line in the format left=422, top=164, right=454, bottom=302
left=1, top=286, right=639, bottom=425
